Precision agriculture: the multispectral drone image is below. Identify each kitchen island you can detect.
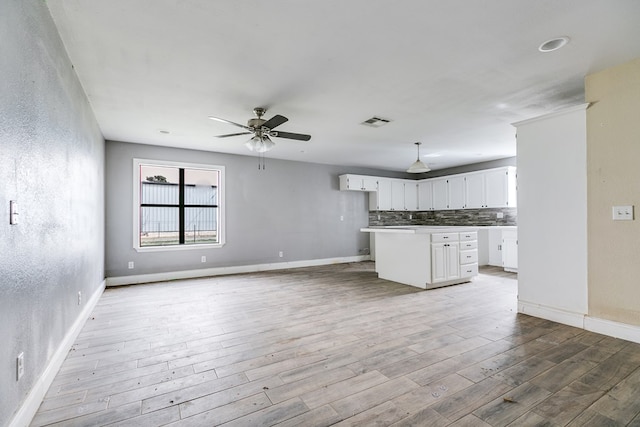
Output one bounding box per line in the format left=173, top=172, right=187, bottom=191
left=361, top=226, right=479, bottom=289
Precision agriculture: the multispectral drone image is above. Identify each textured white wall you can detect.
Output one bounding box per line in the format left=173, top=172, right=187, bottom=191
left=515, top=105, right=588, bottom=320
left=0, top=2, right=105, bottom=425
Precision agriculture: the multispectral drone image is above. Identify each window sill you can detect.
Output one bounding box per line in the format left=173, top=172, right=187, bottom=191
left=134, top=242, right=226, bottom=252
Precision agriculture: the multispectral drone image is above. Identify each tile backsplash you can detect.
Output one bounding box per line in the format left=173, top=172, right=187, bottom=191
left=369, top=208, right=517, bottom=227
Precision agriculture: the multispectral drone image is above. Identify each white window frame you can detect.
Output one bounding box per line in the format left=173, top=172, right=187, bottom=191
left=133, top=158, right=226, bottom=252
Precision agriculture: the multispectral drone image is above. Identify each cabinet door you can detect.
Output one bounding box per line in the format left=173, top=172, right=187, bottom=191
left=464, top=173, right=485, bottom=208
left=445, top=242, right=461, bottom=280
left=404, top=182, right=418, bottom=210
left=502, top=229, right=518, bottom=270
left=418, top=181, right=433, bottom=210
left=361, top=177, right=378, bottom=191
left=391, top=180, right=405, bottom=211
left=376, top=179, right=392, bottom=210
left=432, top=178, right=448, bottom=210
left=431, top=243, right=447, bottom=282
left=488, top=228, right=503, bottom=266
left=448, top=176, right=466, bottom=209
left=485, top=168, right=509, bottom=207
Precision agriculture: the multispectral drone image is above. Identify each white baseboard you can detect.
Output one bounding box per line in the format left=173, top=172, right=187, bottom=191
left=518, top=300, right=585, bottom=328
left=9, top=280, right=106, bottom=427
left=106, top=255, right=371, bottom=287
left=518, top=300, right=640, bottom=344
left=584, top=316, right=640, bottom=345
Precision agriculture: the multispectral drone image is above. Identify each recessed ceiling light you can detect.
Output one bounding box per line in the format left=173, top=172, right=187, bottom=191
left=538, top=36, right=570, bottom=52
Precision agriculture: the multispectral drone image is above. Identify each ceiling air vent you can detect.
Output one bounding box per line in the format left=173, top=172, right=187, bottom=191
left=361, top=116, right=392, bottom=128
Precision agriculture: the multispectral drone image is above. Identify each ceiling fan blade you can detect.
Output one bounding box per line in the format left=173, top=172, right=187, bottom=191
left=208, top=116, right=252, bottom=131
left=216, top=132, right=252, bottom=138
left=261, top=114, right=288, bottom=130
left=272, top=131, right=311, bottom=141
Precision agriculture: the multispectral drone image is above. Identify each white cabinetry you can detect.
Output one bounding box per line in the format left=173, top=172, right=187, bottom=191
left=485, top=167, right=517, bottom=207
left=487, top=228, right=503, bottom=266
left=464, top=173, right=486, bottom=208
left=391, top=180, right=405, bottom=211
left=502, top=228, right=518, bottom=272
left=463, top=167, right=517, bottom=209
left=431, top=178, right=448, bottom=210
left=448, top=176, right=466, bottom=209
left=417, top=181, right=433, bottom=210
left=404, top=182, right=418, bottom=210
left=459, top=231, right=479, bottom=278
left=372, top=179, right=417, bottom=211
left=431, top=233, right=460, bottom=283
left=340, top=166, right=516, bottom=211
left=339, top=174, right=378, bottom=191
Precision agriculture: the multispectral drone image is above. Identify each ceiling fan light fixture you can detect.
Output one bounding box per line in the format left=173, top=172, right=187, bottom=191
left=245, top=134, right=275, bottom=153
left=406, top=142, right=431, bottom=173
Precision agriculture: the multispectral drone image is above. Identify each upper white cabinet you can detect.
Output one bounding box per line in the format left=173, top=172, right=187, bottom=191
left=448, top=176, right=466, bottom=210
left=418, top=181, right=433, bottom=210
left=372, top=179, right=417, bottom=211
left=485, top=167, right=517, bottom=208
left=391, top=180, right=405, bottom=211
left=404, top=182, right=418, bottom=210
left=340, top=166, right=516, bottom=211
left=463, top=167, right=517, bottom=209
left=464, top=173, right=485, bottom=209
left=339, top=174, right=378, bottom=191
left=431, top=178, right=448, bottom=210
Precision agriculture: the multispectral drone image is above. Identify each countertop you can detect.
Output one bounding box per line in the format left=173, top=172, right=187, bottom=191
left=360, top=226, right=481, bottom=234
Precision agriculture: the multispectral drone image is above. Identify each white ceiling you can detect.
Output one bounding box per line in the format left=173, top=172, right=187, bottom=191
left=46, top=0, right=640, bottom=172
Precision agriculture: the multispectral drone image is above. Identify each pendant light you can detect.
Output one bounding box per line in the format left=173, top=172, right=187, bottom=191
left=406, top=142, right=430, bottom=173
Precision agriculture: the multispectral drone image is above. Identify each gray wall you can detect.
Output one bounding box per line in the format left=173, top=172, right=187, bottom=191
left=412, top=157, right=517, bottom=179
left=0, top=1, right=105, bottom=425
left=106, top=141, right=393, bottom=277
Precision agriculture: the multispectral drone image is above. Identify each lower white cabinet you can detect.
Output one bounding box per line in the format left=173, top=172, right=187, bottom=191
left=502, top=229, right=518, bottom=272
left=431, top=241, right=460, bottom=283
left=431, top=231, right=478, bottom=284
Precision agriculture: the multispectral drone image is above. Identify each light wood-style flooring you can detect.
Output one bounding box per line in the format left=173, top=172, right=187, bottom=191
left=32, top=263, right=640, bottom=426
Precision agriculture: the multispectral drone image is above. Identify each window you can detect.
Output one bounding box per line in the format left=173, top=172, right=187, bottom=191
left=133, top=159, right=225, bottom=251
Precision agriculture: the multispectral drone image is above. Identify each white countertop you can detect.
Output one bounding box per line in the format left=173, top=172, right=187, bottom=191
left=360, top=226, right=481, bottom=234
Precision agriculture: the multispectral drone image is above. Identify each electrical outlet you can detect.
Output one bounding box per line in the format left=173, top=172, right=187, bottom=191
left=78, top=291, right=82, bottom=305
left=279, top=251, right=283, bottom=258
left=201, top=256, right=206, bottom=263
left=496, top=212, right=504, bottom=219
left=128, top=261, right=134, bottom=269
left=17, top=352, right=24, bottom=381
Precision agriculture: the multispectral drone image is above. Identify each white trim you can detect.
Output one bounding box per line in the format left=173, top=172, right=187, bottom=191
left=106, top=255, right=371, bottom=286
left=585, top=317, right=640, bottom=345
left=518, top=300, right=585, bottom=328
left=8, top=280, right=105, bottom=427
left=511, top=103, right=590, bottom=127
left=519, top=300, right=640, bottom=345
left=132, top=158, right=226, bottom=251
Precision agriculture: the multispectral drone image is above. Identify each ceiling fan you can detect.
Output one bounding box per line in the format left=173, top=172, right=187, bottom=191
left=209, top=107, right=311, bottom=153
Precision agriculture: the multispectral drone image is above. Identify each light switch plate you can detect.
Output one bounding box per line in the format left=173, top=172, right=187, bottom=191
left=10, top=200, right=18, bottom=224
left=612, top=205, right=634, bottom=221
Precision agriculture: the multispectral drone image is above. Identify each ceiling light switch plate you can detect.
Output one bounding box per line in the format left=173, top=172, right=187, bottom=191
left=612, top=205, right=634, bottom=221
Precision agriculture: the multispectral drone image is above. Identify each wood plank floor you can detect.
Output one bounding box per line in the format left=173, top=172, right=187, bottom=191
left=32, top=263, right=640, bottom=426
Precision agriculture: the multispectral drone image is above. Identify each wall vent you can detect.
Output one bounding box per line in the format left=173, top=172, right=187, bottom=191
left=361, top=116, right=392, bottom=127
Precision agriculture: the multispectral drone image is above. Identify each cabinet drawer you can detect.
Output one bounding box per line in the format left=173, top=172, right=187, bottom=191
left=431, top=232, right=459, bottom=243
left=460, top=250, right=478, bottom=264
left=460, top=263, right=479, bottom=278
left=459, top=231, right=478, bottom=241
left=460, top=240, right=477, bottom=250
